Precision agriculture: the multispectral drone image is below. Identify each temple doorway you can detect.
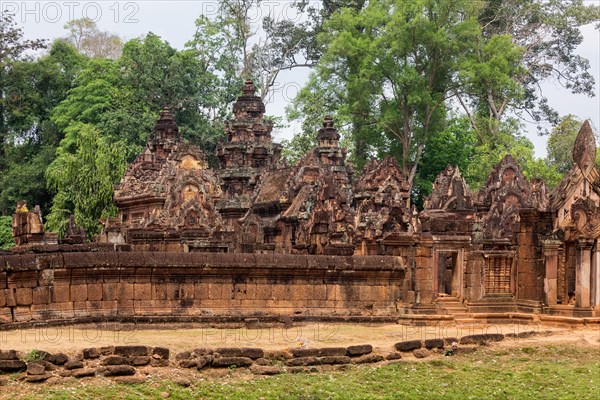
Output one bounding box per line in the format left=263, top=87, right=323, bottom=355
left=437, top=251, right=460, bottom=296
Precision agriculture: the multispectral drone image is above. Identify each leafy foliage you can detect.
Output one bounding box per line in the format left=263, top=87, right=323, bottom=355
left=0, top=216, right=15, bottom=250
left=46, top=124, right=129, bottom=237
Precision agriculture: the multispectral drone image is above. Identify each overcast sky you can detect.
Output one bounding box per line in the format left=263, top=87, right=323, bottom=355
left=4, top=0, right=599, bottom=157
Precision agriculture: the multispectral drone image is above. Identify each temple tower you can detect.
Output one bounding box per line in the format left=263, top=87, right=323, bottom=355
left=216, top=80, right=282, bottom=222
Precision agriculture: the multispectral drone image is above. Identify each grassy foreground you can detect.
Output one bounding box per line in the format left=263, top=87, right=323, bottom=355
left=5, top=345, right=600, bottom=400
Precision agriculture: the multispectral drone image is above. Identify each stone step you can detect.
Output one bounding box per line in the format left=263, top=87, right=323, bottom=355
left=435, top=296, right=461, bottom=303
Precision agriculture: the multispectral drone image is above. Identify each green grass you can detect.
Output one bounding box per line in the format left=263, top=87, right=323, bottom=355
left=6, top=345, right=600, bottom=400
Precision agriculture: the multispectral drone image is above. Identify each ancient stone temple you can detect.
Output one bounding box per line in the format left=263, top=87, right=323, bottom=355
left=100, top=107, right=230, bottom=252
left=217, top=80, right=282, bottom=228
left=3, top=81, right=599, bottom=326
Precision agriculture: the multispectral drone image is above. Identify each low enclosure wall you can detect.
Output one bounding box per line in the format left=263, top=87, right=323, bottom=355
left=0, top=252, right=407, bottom=324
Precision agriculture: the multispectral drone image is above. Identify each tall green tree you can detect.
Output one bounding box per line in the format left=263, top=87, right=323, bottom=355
left=0, top=13, right=46, bottom=170
left=45, top=124, right=129, bottom=236
left=460, top=0, right=600, bottom=134
left=318, top=0, right=483, bottom=184
left=546, top=114, right=587, bottom=174
left=0, top=40, right=86, bottom=215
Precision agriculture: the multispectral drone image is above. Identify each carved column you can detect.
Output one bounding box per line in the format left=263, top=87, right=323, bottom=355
left=542, top=240, right=561, bottom=306
left=576, top=239, right=594, bottom=308
left=592, top=240, right=600, bottom=308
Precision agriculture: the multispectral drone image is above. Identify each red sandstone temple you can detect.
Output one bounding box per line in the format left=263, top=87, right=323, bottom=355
left=3, top=80, right=599, bottom=325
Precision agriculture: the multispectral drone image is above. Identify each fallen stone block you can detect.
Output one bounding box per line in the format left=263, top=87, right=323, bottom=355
left=424, top=339, right=444, bottom=350
left=241, top=347, right=264, bottom=359
left=318, top=348, right=347, bottom=357
left=264, top=350, right=291, bottom=361
left=26, top=362, right=46, bottom=375
left=102, top=365, right=136, bottom=377
left=102, top=356, right=128, bottom=366
left=346, top=345, right=373, bottom=357
left=413, top=349, right=430, bottom=359
left=394, top=340, right=422, bottom=352
left=176, top=351, right=191, bottom=361
left=459, top=334, right=504, bottom=345
left=211, top=357, right=253, bottom=368
left=214, top=347, right=242, bottom=357
left=72, top=368, right=96, bottom=378
left=0, top=360, right=26, bottom=372
left=196, top=356, right=212, bottom=370
left=0, top=350, right=19, bottom=360
left=82, top=348, right=100, bottom=359
left=290, top=348, right=319, bottom=358
left=352, top=354, right=384, bottom=364
left=53, top=353, right=69, bottom=366
left=152, top=347, right=170, bottom=360
left=114, top=346, right=148, bottom=357
left=385, top=352, right=402, bottom=360
left=129, top=356, right=151, bottom=366
left=319, top=356, right=351, bottom=365
left=191, top=348, right=212, bottom=358
left=64, top=360, right=84, bottom=370
left=286, top=357, right=320, bottom=367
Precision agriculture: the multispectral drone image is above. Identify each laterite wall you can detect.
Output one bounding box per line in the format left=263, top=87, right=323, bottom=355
left=0, top=252, right=407, bottom=324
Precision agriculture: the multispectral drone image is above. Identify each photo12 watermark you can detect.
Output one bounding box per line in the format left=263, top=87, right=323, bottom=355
left=0, top=1, right=140, bottom=24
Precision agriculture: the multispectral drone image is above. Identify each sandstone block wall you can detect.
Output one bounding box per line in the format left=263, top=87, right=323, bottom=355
left=0, top=253, right=406, bottom=324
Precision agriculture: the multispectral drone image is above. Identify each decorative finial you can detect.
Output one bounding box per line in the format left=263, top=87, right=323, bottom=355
left=317, top=115, right=340, bottom=146
left=572, top=120, right=596, bottom=172
left=242, top=80, right=257, bottom=96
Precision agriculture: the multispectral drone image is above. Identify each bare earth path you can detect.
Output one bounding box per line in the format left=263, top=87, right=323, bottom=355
left=1, top=322, right=598, bottom=354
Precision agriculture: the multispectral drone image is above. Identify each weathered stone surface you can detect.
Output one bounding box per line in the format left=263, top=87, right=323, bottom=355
left=424, top=339, right=444, bottom=350
left=0, top=360, right=26, bottom=371
left=129, top=356, right=151, bottom=366
left=72, top=368, right=96, bottom=378
left=459, top=334, right=504, bottom=345
left=346, top=345, right=373, bottom=357
left=264, top=350, right=291, bottom=361
left=82, top=348, right=100, bottom=359
left=0, top=350, right=19, bottom=360
left=290, top=348, right=319, bottom=358
left=241, top=347, right=264, bottom=359
left=319, top=356, right=351, bottom=365
left=196, top=356, right=212, bottom=370
left=211, top=357, right=253, bottom=368
left=176, top=351, right=191, bottom=361
left=115, top=346, right=149, bottom=357
left=102, top=365, right=136, bottom=376
left=64, top=360, right=84, bottom=370
left=318, top=347, right=347, bottom=357
left=451, top=347, right=477, bottom=355
left=385, top=352, right=402, bottom=360
left=102, top=356, right=128, bottom=366
left=352, top=354, right=384, bottom=364
left=394, top=340, right=422, bottom=352
left=413, top=349, right=430, bottom=359
left=286, top=357, right=320, bottom=367
left=26, top=362, right=45, bottom=375
left=152, top=347, right=170, bottom=360
left=214, top=347, right=242, bottom=357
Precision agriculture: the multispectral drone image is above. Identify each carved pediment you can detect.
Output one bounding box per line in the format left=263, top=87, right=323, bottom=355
left=424, top=165, right=473, bottom=211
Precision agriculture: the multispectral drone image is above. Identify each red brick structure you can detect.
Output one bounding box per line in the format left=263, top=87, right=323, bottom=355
left=3, top=82, right=599, bottom=326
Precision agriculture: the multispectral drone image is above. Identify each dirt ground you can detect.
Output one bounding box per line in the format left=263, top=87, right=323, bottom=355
left=1, top=322, right=599, bottom=355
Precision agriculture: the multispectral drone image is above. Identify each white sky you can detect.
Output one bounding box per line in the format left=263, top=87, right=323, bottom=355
left=3, top=0, right=599, bottom=158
